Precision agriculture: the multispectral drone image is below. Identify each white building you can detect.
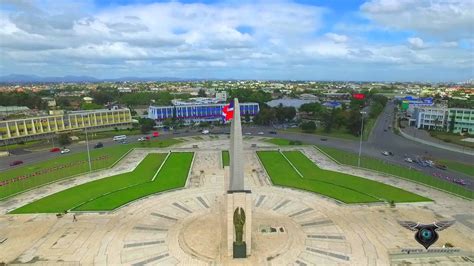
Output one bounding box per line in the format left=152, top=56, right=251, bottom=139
left=118, top=87, right=132, bottom=93
left=215, top=91, right=227, bottom=101
left=413, top=106, right=474, bottom=133
left=414, top=106, right=447, bottom=130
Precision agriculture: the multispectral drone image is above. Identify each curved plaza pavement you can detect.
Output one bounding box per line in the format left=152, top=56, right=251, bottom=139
left=0, top=136, right=473, bottom=265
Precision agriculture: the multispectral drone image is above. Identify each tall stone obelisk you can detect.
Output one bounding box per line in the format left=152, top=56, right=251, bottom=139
left=226, top=98, right=252, bottom=258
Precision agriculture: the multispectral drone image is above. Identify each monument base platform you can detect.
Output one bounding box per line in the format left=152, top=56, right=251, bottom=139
left=226, top=191, right=253, bottom=257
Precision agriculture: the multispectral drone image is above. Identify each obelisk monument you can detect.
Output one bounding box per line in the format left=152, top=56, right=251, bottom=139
left=226, top=98, right=252, bottom=258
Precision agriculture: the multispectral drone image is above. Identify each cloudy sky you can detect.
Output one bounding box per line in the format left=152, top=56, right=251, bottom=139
left=0, top=0, right=473, bottom=81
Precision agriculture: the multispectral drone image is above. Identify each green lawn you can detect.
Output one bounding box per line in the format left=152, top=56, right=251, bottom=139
left=316, top=145, right=474, bottom=199
left=10, top=153, right=168, bottom=213
left=264, top=138, right=304, bottom=146
left=0, top=140, right=43, bottom=151
left=429, top=131, right=474, bottom=149
left=11, top=152, right=194, bottom=213
left=438, top=160, right=474, bottom=177
left=284, top=151, right=429, bottom=203
left=258, top=151, right=429, bottom=203
left=74, top=152, right=194, bottom=211
left=282, top=127, right=358, bottom=140
left=77, top=128, right=142, bottom=141
left=222, top=151, right=229, bottom=168
left=282, top=118, right=376, bottom=141
left=0, top=138, right=181, bottom=200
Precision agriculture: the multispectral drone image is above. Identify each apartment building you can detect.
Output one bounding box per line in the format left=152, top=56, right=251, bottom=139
left=0, top=109, right=132, bottom=142
left=414, top=106, right=474, bottom=134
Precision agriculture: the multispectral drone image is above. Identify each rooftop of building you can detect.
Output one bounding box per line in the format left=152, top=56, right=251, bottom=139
left=171, top=97, right=225, bottom=106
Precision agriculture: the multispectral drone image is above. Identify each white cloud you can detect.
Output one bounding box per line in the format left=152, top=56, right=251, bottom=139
left=407, top=37, right=425, bottom=49
left=325, top=33, right=349, bottom=43
left=0, top=0, right=472, bottom=81
left=441, top=41, right=458, bottom=48
left=361, top=0, right=474, bottom=40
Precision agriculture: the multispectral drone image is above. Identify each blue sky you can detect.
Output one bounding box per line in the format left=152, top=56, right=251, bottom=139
left=0, top=0, right=473, bottom=81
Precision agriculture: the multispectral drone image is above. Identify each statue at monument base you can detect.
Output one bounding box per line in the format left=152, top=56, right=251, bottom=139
left=233, top=207, right=247, bottom=258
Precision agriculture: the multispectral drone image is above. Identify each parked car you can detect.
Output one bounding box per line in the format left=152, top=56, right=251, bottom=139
left=454, top=179, right=467, bottom=186
left=202, top=129, right=210, bottom=134
left=382, top=151, right=390, bottom=156
left=50, top=147, right=61, bottom=153
left=94, top=142, right=104, bottom=149
left=320, top=138, right=328, bottom=141
left=60, top=149, right=70, bottom=154
left=244, top=132, right=252, bottom=135
left=404, top=157, right=414, bottom=163
left=435, top=164, right=447, bottom=170
left=257, top=132, right=264, bottom=135
left=9, top=160, right=23, bottom=166
left=269, top=131, right=277, bottom=135
left=137, top=137, right=146, bottom=141
left=120, top=140, right=128, bottom=144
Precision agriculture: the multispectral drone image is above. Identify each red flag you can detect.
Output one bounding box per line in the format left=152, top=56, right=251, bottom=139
left=222, top=101, right=234, bottom=121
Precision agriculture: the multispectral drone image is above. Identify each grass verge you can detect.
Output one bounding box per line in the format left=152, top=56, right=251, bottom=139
left=10, top=153, right=168, bottom=213
left=0, top=138, right=181, bottom=200
left=258, top=151, right=429, bottom=203
left=316, top=145, right=473, bottom=199
left=264, top=138, right=304, bottom=146
left=428, top=131, right=474, bottom=149
left=222, top=151, right=229, bottom=168
left=438, top=160, right=474, bottom=177
left=74, top=152, right=193, bottom=211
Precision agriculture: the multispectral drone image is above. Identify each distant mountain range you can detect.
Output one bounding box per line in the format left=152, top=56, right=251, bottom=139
left=0, top=74, right=202, bottom=83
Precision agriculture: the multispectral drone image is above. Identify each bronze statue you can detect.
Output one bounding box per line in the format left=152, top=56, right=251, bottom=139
left=233, top=207, right=246, bottom=244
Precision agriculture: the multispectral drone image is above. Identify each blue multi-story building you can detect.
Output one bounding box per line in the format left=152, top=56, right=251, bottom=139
left=148, top=99, right=259, bottom=124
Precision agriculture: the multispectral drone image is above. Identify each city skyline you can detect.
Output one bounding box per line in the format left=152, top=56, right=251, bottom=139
left=1, top=0, right=473, bottom=82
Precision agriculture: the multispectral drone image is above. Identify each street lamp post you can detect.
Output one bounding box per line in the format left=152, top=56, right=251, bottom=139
left=83, top=115, right=92, bottom=172
left=358, top=111, right=367, bottom=168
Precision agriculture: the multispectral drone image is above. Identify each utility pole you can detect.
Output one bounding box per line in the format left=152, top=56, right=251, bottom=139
left=84, top=115, right=92, bottom=172
left=358, top=111, right=367, bottom=168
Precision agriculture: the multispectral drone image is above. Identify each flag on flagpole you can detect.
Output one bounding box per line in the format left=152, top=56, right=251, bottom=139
left=222, top=100, right=234, bottom=121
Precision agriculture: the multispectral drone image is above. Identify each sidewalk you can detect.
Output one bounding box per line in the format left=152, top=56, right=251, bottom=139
left=399, top=126, right=474, bottom=156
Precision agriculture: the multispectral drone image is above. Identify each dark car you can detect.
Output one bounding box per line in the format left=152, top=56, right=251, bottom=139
left=436, top=164, right=447, bottom=170
left=94, top=142, right=104, bottom=149
left=269, top=131, right=277, bottom=135
left=320, top=138, right=328, bottom=141
left=9, top=160, right=23, bottom=166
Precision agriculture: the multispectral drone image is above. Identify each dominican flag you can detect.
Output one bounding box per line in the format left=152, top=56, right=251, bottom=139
left=222, top=101, right=234, bottom=121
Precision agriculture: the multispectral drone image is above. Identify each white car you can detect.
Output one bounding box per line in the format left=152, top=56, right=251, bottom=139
left=257, top=131, right=264, bottom=135
left=244, top=132, right=252, bottom=135
left=381, top=151, right=390, bottom=156
left=404, top=157, right=414, bottom=163
left=137, top=137, right=145, bottom=141
left=60, top=149, right=70, bottom=154
left=202, top=130, right=209, bottom=134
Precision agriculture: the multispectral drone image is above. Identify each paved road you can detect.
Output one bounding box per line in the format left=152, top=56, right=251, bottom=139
left=1, top=105, right=473, bottom=189
left=0, top=131, right=192, bottom=171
